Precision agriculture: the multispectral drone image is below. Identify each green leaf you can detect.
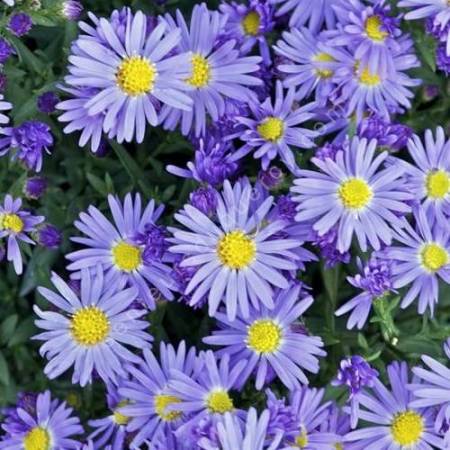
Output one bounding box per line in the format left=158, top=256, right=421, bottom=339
left=0, top=352, right=10, bottom=386
left=9, top=37, right=45, bottom=73
left=0, top=315, right=18, bottom=345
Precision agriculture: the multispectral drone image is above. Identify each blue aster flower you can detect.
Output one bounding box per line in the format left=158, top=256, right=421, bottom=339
left=34, top=266, right=153, bottom=387
left=403, top=127, right=450, bottom=225
left=61, top=8, right=192, bottom=145
left=0, top=391, right=83, bottom=449
left=198, top=408, right=284, bottom=450
left=230, top=81, right=317, bottom=173
left=291, top=136, right=412, bottom=253
left=66, top=193, right=177, bottom=310
left=168, top=179, right=300, bottom=320
left=160, top=3, right=262, bottom=137
left=118, top=342, right=197, bottom=448
left=381, top=207, right=450, bottom=315
left=344, top=361, right=445, bottom=449
left=204, top=283, right=326, bottom=391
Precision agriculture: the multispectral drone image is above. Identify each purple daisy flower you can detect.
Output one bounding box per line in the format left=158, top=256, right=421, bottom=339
left=335, top=256, right=395, bottom=329
left=0, top=391, right=83, bottom=449
left=204, top=284, right=326, bottom=391
left=118, top=341, right=197, bottom=447
left=281, top=387, right=337, bottom=449
left=274, top=27, right=344, bottom=102
left=344, top=361, right=444, bottom=449
left=270, top=0, right=338, bottom=31
left=198, top=408, right=284, bottom=450
left=160, top=3, right=262, bottom=137
left=88, top=383, right=129, bottom=449
left=168, top=179, right=300, bottom=319
left=167, top=350, right=247, bottom=438
left=62, top=8, right=192, bottom=145
left=403, top=127, right=450, bottom=225
left=66, top=193, right=177, bottom=310
left=34, top=266, right=153, bottom=386
left=230, top=81, right=317, bottom=173
left=381, top=207, right=450, bottom=315
left=291, top=136, right=412, bottom=253
left=0, top=195, right=44, bottom=274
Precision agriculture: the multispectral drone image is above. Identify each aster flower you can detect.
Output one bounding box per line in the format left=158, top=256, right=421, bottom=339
left=332, top=355, right=379, bottom=428
left=402, top=127, right=450, bottom=225
left=23, top=177, right=48, bottom=200
left=198, top=408, right=284, bottom=450
left=189, top=186, right=219, bottom=216
left=0, top=391, right=83, bottom=449
left=219, top=0, right=275, bottom=64
left=0, top=195, right=44, bottom=274
left=230, top=81, right=317, bottom=173
left=61, top=0, right=83, bottom=20
left=36, top=224, right=62, bottom=249
left=160, top=3, right=262, bottom=137
left=344, top=361, right=444, bottom=449
left=118, top=342, right=197, bottom=447
left=281, top=387, right=337, bottom=449
left=381, top=207, right=450, bottom=315
left=271, top=0, right=338, bottom=31
left=62, top=9, right=192, bottom=145
left=167, top=350, right=246, bottom=437
left=291, top=136, right=412, bottom=253
left=66, top=193, right=177, bottom=310
left=168, top=179, right=300, bottom=319
left=265, top=389, right=297, bottom=438
left=335, top=256, right=395, bottom=329
left=204, top=283, right=326, bottom=391
left=311, top=227, right=351, bottom=268
left=34, top=266, right=153, bottom=386
left=0, top=94, right=11, bottom=126
left=8, top=13, right=33, bottom=37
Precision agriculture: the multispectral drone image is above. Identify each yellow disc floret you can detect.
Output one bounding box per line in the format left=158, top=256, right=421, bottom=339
left=313, top=52, right=335, bottom=78
left=154, top=394, right=182, bottom=422
left=257, top=117, right=285, bottom=142
left=113, top=400, right=130, bottom=425
left=359, top=67, right=381, bottom=86
left=242, top=11, right=260, bottom=36
left=421, top=243, right=448, bottom=272
left=426, top=170, right=450, bottom=199
left=365, top=16, right=388, bottom=42
left=0, top=213, right=24, bottom=233
left=71, top=306, right=110, bottom=346
left=23, top=427, right=50, bottom=450
left=390, top=410, right=424, bottom=445
left=247, top=319, right=282, bottom=353
left=338, top=178, right=373, bottom=210
left=217, top=230, right=256, bottom=269
left=112, top=241, right=142, bottom=272
left=295, top=430, right=308, bottom=448
left=206, top=390, right=234, bottom=414
left=116, top=56, right=156, bottom=96
left=186, top=54, right=211, bottom=88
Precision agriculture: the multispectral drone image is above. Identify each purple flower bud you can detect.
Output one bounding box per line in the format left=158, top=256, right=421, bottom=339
left=61, top=0, right=83, bottom=20
left=437, top=44, right=450, bottom=76
left=93, top=139, right=110, bottom=158
left=134, top=224, right=169, bottom=264
left=8, top=13, right=33, bottom=37
left=189, top=186, right=218, bottom=216
left=423, top=85, right=439, bottom=102
left=37, top=224, right=62, bottom=249
left=258, top=166, right=284, bottom=189
left=0, top=38, right=13, bottom=65
left=23, top=176, right=48, bottom=200
left=37, top=92, right=59, bottom=114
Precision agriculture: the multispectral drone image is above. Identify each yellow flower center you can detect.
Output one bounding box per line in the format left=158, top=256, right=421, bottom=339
left=112, top=241, right=142, bottom=272
left=295, top=430, right=308, bottom=448
left=313, top=52, right=335, bottom=78
left=116, top=56, right=156, bottom=96
left=186, top=53, right=211, bottom=88
left=23, top=427, right=50, bottom=450
left=426, top=170, right=450, bottom=199
left=217, top=230, right=256, bottom=269
left=154, top=394, right=182, bottom=422
left=421, top=243, right=448, bottom=272
left=335, top=444, right=343, bottom=450
left=365, top=16, right=388, bottom=42
left=113, top=400, right=130, bottom=426
left=206, top=390, right=234, bottom=414
left=391, top=410, right=424, bottom=445
left=257, top=117, right=284, bottom=142
left=242, top=11, right=260, bottom=35
left=0, top=213, right=24, bottom=233
left=71, top=306, right=110, bottom=346
left=359, top=67, right=381, bottom=86
left=247, top=319, right=282, bottom=353
left=338, top=178, right=373, bottom=210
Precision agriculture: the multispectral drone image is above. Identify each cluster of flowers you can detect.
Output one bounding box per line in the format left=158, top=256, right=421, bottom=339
left=1, top=0, right=450, bottom=449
